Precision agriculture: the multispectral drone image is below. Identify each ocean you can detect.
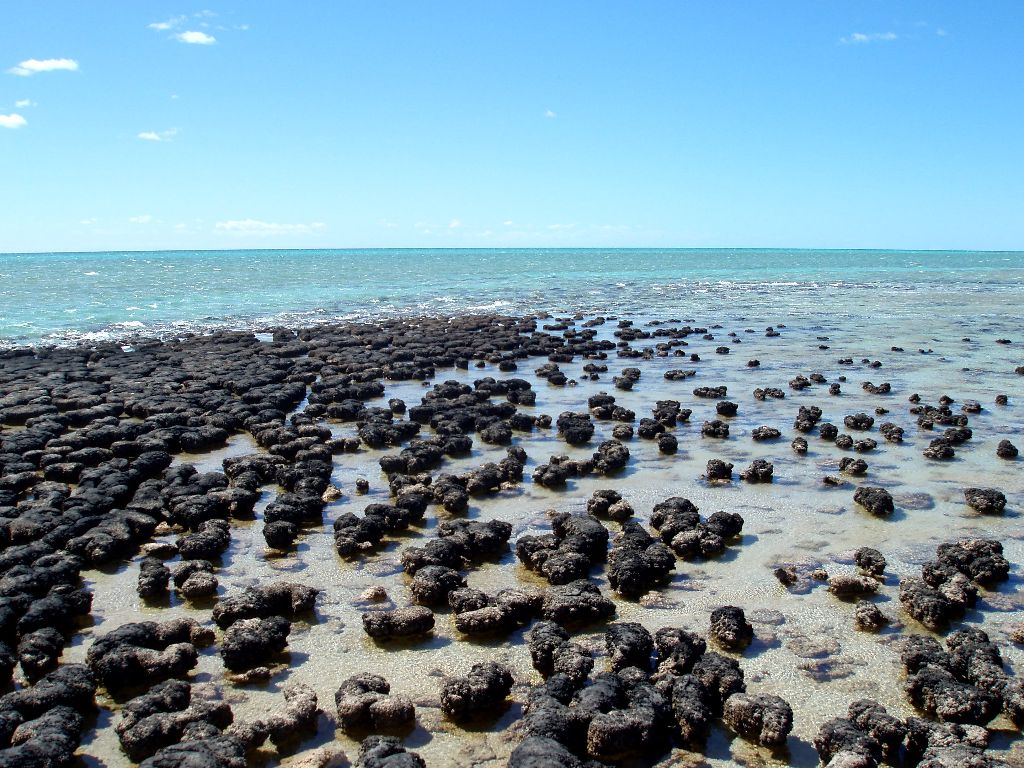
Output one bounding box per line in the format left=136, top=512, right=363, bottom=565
left=1, top=248, right=1022, bottom=346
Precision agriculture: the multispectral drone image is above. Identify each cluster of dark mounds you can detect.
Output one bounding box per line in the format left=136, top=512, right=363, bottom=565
left=0, top=663, right=97, bottom=766
left=586, top=489, right=634, bottom=522
left=128, top=682, right=319, bottom=767
left=812, top=698, right=1010, bottom=767
left=513, top=620, right=793, bottom=765
left=606, top=521, right=676, bottom=598
left=449, top=585, right=543, bottom=635
left=532, top=440, right=630, bottom=488
left=85, top=617, right=214, bottom=691
left=401, top=518, right=512, bottom=574
left=899, top=539, right=1009, bottom=631
left=0, top=549, right=89, bottom=683
left=333, top=498, right=428, bottom=557
left=900, top=629, right=1024, bottom=728
left=114, top=679, right=233, bottom=761
left=335, top=673, right=416, bottom=732
left=650, top=496, right=744, bottom=560
left=517, top=513, right=610, bottom=585
left=587, top=392, right=635, bottom=423
left=208, top=582, right=318, bottom=672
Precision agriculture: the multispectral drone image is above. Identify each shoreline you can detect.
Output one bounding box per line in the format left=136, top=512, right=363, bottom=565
left=0, top=311, right=1022, bottom=766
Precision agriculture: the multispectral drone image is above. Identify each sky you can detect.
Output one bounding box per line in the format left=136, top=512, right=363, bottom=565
left=1, top=1, right=1022, bottom=253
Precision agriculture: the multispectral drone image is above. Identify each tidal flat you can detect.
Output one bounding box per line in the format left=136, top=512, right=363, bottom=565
left=0, top=310, right=1021, bottom=767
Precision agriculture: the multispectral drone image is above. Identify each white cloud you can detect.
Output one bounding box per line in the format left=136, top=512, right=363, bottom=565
left=129, top=215, right=153, bottom=224
left=0, top=113, right=27, bottom=129
left=546, top=223, right=577, bottom=231
left=137, top=128, right=178, bottom=142
left=936, top=28, right=948, bottom=37
left=7, top=58, right=79, bottom=76
left=175, top=30, right=216, bottom=45
left=448, top=218, right=462, bottom=229
left=79, top=218, right=98, bottom=225
left=840, top=32, right=898, bottom=44
left=148, top=16, right=185, bottom=30
left=544, top=110, right=557, bottom=118
left=215, top=219, right=326, bottom=235
left=14, top=99, right=35, bottom=108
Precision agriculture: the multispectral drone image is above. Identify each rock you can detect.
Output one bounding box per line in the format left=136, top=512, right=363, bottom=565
left=739, top=459, right=773, bottom=483
left=221, top=616, right=291, bottom=672
left=527, top=621, right=593, bottom=684
left=605, top=623, right=653, bottom=672
left=355, top=735, right=425, bottom=768
left=853, top=486, right=893, bottom=516
left=85, top=619, right=211, bottom=691
left=906, top=665, right=1001, bottom=725
left=853, top=602, right=888, bottom=632
left=701, top=420, right=729, bottom=438
left=409, top=566, right=465, bottom=606
left=606, top=522, right=674, bottom=598
left=139, top=733, right=248, bottom=768
left=137, top=557, right=170, bottom=599
left=704, top=459, right=733, bottom=481
left=541, top=581, right=616, bottom=626
left=211, top=582, right=318, bottom=628
left=814, top=717, right=882, bottom=767
left=996, top=439, right=1018, bottom=459
left=723, top=692, right=793, bottom=747
left=828, top=575, right=880, bottom=598
left=16, top=627, right=64, bottom=680
left=508, top=736, right=593, bottom=768
left=709, top=606, right=753, bottom=650
left=440, top=661, right=514, bottom=721
left=963, top=488, right=1006, bottom=515
left=361, top=607, right=435, bottom=640
left=335, top=674, right=415, bottom=732
left=854, top=547, right=885, bottom=578
left=751, top=426, right=781, bottom=441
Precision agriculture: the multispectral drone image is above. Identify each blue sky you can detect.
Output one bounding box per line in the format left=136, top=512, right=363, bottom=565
left=1, top=2, right=1021, bottom=252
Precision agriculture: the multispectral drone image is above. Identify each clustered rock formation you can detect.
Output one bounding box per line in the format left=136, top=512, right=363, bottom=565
left=0, top=312, right=1018, bottom=765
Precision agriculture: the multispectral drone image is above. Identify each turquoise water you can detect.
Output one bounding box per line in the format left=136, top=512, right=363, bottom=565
left=0, top=248, right=1022, bottom=345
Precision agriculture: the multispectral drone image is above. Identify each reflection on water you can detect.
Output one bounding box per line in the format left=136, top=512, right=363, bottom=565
left=63, top=309, right=1024, bottom=766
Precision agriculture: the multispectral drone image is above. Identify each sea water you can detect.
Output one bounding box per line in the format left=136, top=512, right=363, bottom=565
left=0, top=248, right=1021, bottom=346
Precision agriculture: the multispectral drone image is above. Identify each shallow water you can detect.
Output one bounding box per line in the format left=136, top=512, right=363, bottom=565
left=48, top=308, right=1024, bottom=767
left=0, top=248, right=1022, bottom=347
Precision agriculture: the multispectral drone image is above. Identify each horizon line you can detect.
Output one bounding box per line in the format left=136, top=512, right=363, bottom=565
left=3, top=245, right=1023, bottom=257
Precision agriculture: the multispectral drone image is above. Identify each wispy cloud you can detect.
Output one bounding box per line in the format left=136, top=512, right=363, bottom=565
left=14, top=99, right=36, bottom=108
left=215, top=219, right=326, bottom=235
left=148, top=15, right=185, bottom=31
left=7, top=58, right=79, bottom=76
left=137, top=128, right=178, bottom=142
left=175, top=30, right=216, bottom=45
left=840, top=32, right=898, bottom=45
left=129, top=215, right=153, bottom=224
left=544, top=109, right=557, bottom=119
left=448, top=218, right=463, bottom=229
left=0, top=113, right=27, bottom=129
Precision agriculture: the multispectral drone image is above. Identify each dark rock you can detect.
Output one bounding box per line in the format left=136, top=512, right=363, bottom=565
left=440, top=661, right=513, bottom=721
left=709, top=606, right=753, bottom=650
left=723, top=692, right=793, bottom=747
